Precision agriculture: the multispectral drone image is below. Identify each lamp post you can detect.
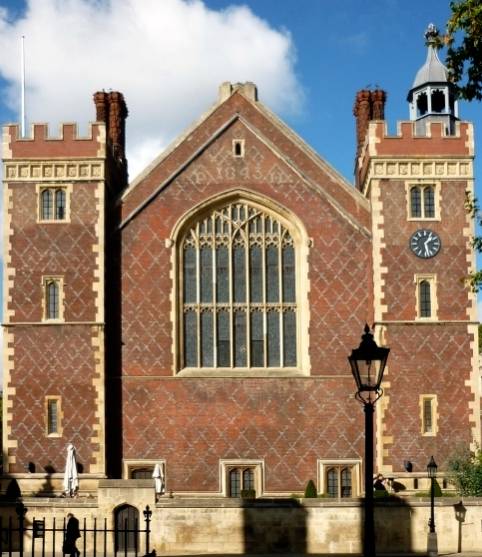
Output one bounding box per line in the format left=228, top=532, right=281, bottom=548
left=348, top=324, right=390, bottom=557
left=427, top=456, right=438, bottom=557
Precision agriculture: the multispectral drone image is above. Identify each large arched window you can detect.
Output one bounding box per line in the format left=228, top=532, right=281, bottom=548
left=178, top=199, right=301, bottom=371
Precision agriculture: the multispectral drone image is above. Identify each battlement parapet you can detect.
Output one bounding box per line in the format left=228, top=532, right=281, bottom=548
left=3, top=122, right=106, bottom=160
left=356, top=119, right=474, bottom=189
left=367, top=120, right=473, bottom=158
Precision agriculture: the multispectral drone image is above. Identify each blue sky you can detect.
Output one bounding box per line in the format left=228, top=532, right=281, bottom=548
left=0, top=0, right=480, bottom=312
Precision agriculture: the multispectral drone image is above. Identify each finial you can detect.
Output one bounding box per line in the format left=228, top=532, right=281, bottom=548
left=424, top=23, right=439, bottom=46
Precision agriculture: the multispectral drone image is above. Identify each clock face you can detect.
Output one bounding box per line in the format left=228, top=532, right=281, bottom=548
left=409, top=229, right=441, bottom=259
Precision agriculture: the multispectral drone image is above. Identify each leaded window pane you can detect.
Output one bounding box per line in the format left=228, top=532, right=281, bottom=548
left=249, top=246, right=262, bottom=303
left=46, top=281, right=59, bottom=319
left=243, top=469, right=254, bottom=491
left=327, top=468, right=338, bottom=498
left=47, top=400, right=58, bottom=434
left=184, top=311, right=197, bottom=367
left=419, top=280, right=431, bottom=318
left=424, top=187, right=435, bottom=218
left=410, top=187, right=421, bottom=218
left=423, top=399, right=433, bottom=432
left=180, top=201, right=298, bottom=370
left=41, top=189, right=53, bottom=220
left=234, top=311, right=247, bottom=367
left=250, top=311, right=264, bottom=367
left=283, top=311, right=297, bottom=366
left=200, top=247, right=213, bottom=303
left=230, top=469, right=240, bottom=497
left=267, top=311, right=280, bottom=367
left=55, top=189, right=66, bottom=220
left=282, top=245, right=295, bottom=302
left=217, top=310, right=230, bottom=367
left=183, top=247, right=196, bottom=304
left=216, top=246, right=229, bottom=303
left=201, top=311, right=213, bottom=367
left=341, top=468, right=352, bottom=497
left=266, top=246, right=279, bottom=303
left=233, top=246, right=246, bottom=303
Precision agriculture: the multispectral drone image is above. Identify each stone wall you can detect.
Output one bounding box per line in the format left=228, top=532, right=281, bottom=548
left=10, top=491, right=482, bottom=555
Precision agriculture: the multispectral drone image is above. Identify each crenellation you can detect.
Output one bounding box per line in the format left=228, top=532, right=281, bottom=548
left=367, top=119, right=473, bottom=154
left=4, top=122, right=106, bottom=159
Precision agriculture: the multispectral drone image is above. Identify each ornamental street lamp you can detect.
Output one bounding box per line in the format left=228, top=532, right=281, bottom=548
left=348, top=324, right=390, bottom=557
left=427, top=456, right=438, bottom=557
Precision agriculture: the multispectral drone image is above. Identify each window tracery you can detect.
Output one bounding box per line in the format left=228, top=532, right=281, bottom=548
left=180, top=201, right=298, bottom=370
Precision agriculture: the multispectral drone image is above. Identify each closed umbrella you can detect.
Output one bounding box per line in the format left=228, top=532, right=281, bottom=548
left=152, top=463, right=165, bottom=496
left=63, top=443, right=79, bottom=497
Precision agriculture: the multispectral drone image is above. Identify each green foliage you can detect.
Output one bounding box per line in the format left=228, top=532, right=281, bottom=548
left=240, top=489, right=256, bottom=499
left=374, top=489, right=389, bottom=498
left=448, top=446, right=482, bottom=496
left=444, top=0, right=482, bottom=101
left=463, top=192, right=482, bottom=291
left=304, top=479, right=317, bottom=498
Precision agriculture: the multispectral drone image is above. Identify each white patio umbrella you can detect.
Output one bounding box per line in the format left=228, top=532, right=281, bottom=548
left=152, top=463, right=165, bottom=496
left=63, top=443, right=79, bottom=497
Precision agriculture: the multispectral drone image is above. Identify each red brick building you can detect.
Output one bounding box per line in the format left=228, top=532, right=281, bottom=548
left=2, top=35, right=479, bottom=500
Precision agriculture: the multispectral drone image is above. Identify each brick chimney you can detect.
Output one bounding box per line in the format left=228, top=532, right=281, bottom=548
left=353, top=88, right=386, bottom=189
left=93, top=90, right=128, bottom=162
left=353, top=90, right=372, bottom=161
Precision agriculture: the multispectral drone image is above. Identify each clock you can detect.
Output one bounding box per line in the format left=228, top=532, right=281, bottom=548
left=409, top=229, right=441, bottom=259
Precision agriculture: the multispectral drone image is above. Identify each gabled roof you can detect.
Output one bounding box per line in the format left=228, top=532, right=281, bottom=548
left=119, top=82, right=370, bottom=234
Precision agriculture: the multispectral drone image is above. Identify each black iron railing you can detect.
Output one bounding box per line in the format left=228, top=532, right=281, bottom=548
left=0, top=503, right=152, bottom=557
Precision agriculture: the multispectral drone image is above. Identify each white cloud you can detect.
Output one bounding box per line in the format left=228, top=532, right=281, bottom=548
left=0, top=0, right=302, bottom=178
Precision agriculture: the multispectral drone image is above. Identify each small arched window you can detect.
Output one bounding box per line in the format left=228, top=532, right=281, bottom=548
left=419, top=280, right=431, bottom=318
left=45, top=280, right=60, bottom=320
left=327, top=468, right=338, bottom=498
left=41, top=189, right=53, bottom=220
left=341, top=468, right=352, bottom=497
left=55, top=189, right=66, bottom=220
left=424, top=186, right=435, bottom=218
left=410, top=187, right=421, bottom=218
left=179, top=200, right=299, bottom=371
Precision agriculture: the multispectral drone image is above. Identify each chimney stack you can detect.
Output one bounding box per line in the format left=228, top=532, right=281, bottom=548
left=353, top=88, right=386, bottom=188
left=93, top=90, right=128, bottom=162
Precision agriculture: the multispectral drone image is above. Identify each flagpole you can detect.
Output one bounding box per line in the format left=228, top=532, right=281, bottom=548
left=21, top=35, right=26, bottom=137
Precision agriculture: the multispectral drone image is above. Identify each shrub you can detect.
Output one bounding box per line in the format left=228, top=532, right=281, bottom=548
left=240, top=489, right=256, bottom=499
left=448, top=446, right=482, bottom=496
left=304, top=479, right=317, bottom=498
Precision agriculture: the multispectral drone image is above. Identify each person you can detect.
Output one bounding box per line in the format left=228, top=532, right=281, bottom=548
left=373, top=473, right=387, bottom=492
left=63, top=513, right=80, bottom=557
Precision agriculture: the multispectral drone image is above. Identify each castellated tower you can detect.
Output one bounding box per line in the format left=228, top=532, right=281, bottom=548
left=354, top=25, right=479, bottom=479
left=2, top=92, right=127, bottom=490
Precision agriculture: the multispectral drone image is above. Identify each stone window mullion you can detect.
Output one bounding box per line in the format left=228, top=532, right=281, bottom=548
left=180, top=200, right=299, bottom=371
left=244, top=206, right=252, bottom=368
left=261, top=214, right=267, bottom=368
left=212, top=214, right=218, bottom=369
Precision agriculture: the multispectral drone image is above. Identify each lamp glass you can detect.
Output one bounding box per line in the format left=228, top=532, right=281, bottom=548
left=348, top=325, right=390, bottom=392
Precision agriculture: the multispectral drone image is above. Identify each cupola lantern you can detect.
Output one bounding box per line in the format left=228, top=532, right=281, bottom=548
left=407, top=24, right=458, bottom=135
